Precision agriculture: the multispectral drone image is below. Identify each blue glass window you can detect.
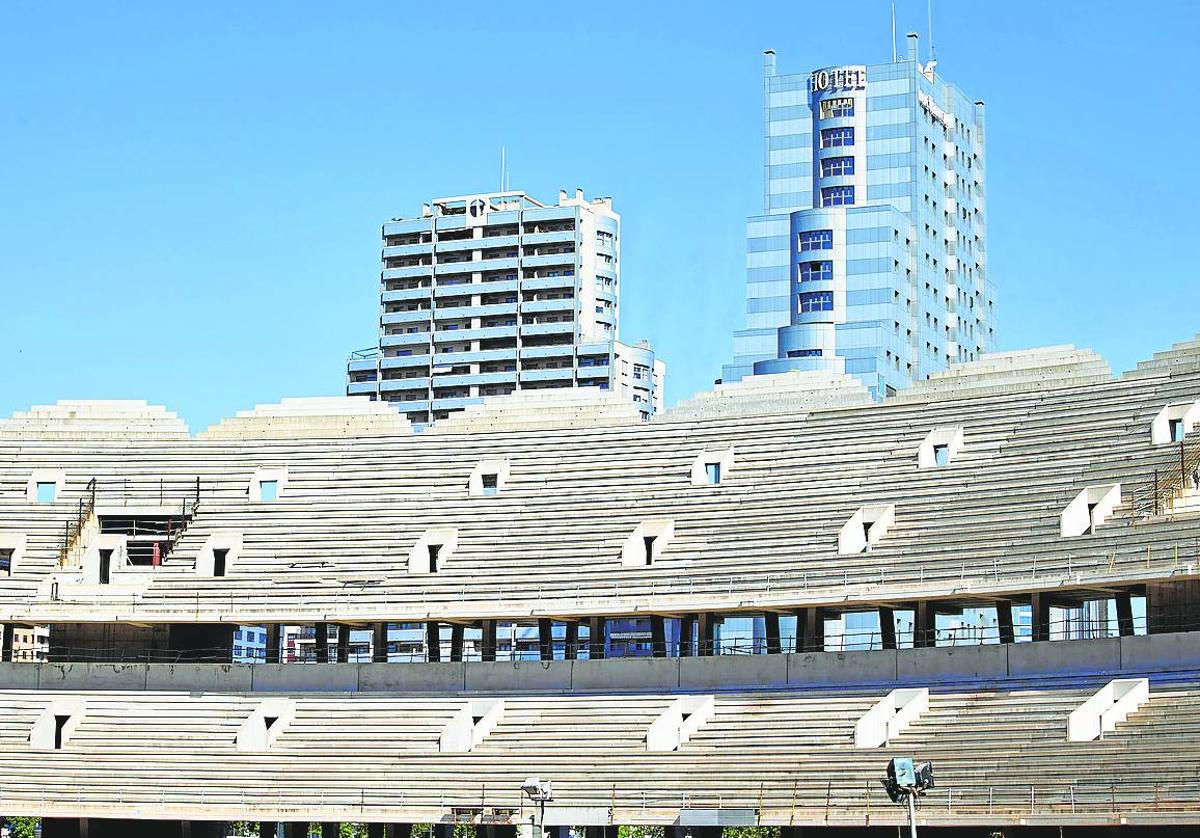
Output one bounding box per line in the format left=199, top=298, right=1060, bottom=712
left=786, top=349, right=824, bottom=358
left=821, top=186, right=855, bottom=207
left=799, top=291, right=834, bottom=313
left=799, top=261, right=833, bottom=282
left=258, top=480, right=278, bottom=502
left=799, top=230, right=833, bottom=251
left=820, top=127, right=854, bottom=148
left=704, top=462, right=721, bottom=485
left=820, top=97, right=855, bottom=118
left=821, top=156, right=855, bottom=177
left=35, top=482, right=57, bottom=504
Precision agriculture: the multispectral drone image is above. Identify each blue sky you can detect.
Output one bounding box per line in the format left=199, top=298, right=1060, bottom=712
left=1, top=1, right=1196, bottom=432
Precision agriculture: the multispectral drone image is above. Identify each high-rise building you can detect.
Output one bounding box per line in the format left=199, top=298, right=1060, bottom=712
left=724, top=34, right=995, bottom=397
left=347, top=189, right=665, bottom=425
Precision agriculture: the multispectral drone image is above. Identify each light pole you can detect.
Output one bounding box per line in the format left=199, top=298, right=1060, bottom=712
left=521, top=777, right=553, bottom=838
left=881, top=757, right=933, bottom=838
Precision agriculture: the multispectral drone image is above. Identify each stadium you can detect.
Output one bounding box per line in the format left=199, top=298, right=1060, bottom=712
left=4, top=337, right=1200, bottom=837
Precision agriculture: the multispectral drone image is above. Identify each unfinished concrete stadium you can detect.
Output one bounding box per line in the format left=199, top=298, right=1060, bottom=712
left=5, top=338, right=1200, bottom=837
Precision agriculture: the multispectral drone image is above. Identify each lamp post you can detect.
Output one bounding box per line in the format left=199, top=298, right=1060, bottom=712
left=521, top=777, right=553, bottom=838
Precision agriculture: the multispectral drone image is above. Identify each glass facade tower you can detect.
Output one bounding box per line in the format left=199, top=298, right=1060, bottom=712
left=723, top=34, right=996, bottom=397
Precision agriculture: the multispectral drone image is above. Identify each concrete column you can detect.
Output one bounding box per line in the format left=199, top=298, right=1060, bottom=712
left=697, top=612, right=716, bottom=656
left=764, top=611, right=782, bottom=655
left=1030, top=592, right=1051, bottom=642
left=538, top=618, right=554, bottom=660
left=314, top=622, right=329, bottom=663
left=564, top=621, right=579, bottom=660
left=913, top=601, right=932, bottom=649
left=336, top=624, right=351, bottom=663
left=799, top=607, right=823, bottom=653
left=1, top=622, right=14, bottom=663
left=1116, top=591, right=1135, bottom=637
left=450, top=624, right=465, bottom=662
left=426, top=621, right=442, bottom=662
left=879, top=607, right=896, bottom=650
left=480, top=620, right=497, bottom=662
left=266, top=624, right=281, bottom=664
left=373, top=622, right=389, bottom=663
left=587, top=616, right=606, bottom=659
left=996, top=601, right=1015, bottom=645
left=650, top=615, right=666, bottom=657
left=678, top=614, right=695, bottom=657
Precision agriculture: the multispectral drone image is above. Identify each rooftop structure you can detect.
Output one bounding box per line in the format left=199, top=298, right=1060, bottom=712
left=724, top=36, right=996, bottom=397
left=4, top=334, right=1200, bottom=833
left=346, top=189, right=665, bottom=426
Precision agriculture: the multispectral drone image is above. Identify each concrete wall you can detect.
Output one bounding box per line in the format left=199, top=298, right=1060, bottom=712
left=3, top=632, right=1199, bottom=694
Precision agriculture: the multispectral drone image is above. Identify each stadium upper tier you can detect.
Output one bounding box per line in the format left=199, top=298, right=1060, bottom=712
left=2, top=338, right=1200, bottom=626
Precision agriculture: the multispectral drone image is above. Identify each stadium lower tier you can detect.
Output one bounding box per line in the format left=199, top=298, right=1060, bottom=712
left=5, top=660, right=1200, bottom=831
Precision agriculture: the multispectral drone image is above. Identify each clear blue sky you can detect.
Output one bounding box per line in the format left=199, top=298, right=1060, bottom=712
left=2, top=1, right=1196, bottom=433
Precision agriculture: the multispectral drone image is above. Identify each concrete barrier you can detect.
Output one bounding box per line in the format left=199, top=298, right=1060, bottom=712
left=897, top=643, right=1009, bottom=683
left=144, top=663, right=252, bottom=691
left=38, top=663, right=149, bottom=690
left=0, top=662, right=41, bottom=689
left=250, top=663, right=359, bottom=692
left=464, top=659, right=571, bottom=692
left=680, top=653, right=787, bottom=690
left=359, top=662, right=465, bottom=692
left=1009, top=637, right=1122, bottom=678
left=788, top=649, right=898, bottom=686
left=571, top=657, right=679, bottom=692
left=1121, top=631, right=1200, bottom=672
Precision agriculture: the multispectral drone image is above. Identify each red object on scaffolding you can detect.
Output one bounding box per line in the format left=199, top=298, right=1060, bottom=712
left=152, top=542, right=161, bottom=567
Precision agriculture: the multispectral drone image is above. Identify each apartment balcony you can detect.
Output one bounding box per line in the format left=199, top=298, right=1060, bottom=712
left=576, top=365, right=611, bottom=380
left=346, top=380, right=379, bottom=395
left=433, top=348, right=515, bottom=366
left=347, top=358, right=380, bottom=374
left=382, top=242, right=433, bottom=259
left=522, top=297, right=575, bottom=314
left=522, top=230, right=575, bottom=246
left=519, top=367, right=574, bottom=383
left=382, top=286, right=433, bottom=303
left=382, top=265, right=435, bottom=281
left=523, top=252, right=576, bottom=268
left=380, top=354, right=432, bottom=370
left=383, top=218, right=431, bottom=237
left=434, top=324, right=518, bottom=342
left=379, top=377, right=431, bottom=392
left=432, top=396, right=484, bottom=412
left=433, top=371, right=518, bottom=388
left=381, top=332, right=432, bottom=348
left=521, top=321, right=575, bottom=338
left=382, top=310, right=433, bottom=326
left=519, top=345, right=574, bottom=361
left=521, top=275, right=576, bottom=291
left=435, top=302, right=517, bottom=320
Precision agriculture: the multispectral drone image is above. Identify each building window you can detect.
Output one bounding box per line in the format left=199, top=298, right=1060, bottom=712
left=799, top=261, right=833, bottom=282
left=704, top=463, right=722, bottom=485
left=258, top=480, right=279, bottom=502
left=820, top=156, right=855, bottom=177
left=35, top=482, right=57, bottom=504
left=0, top=549, right=12, bottom=576
left=933, top=444, right=950, bottom=467
left=1171, top=418, right=1185, bottom=443
left=799, top=230, right=833, bottom=251
left=786, top=349, right=823, bottom=358
left=427, top=544, right=441, bottom=573
left=820, top=186, right=855, bottom=207
left=820, top=97, right=855, bottom=119
left=820, top=127, right=854, bottom=148
left=481, top=473, right=499, bottom=497
left=799, top=291, right=834, bottom=313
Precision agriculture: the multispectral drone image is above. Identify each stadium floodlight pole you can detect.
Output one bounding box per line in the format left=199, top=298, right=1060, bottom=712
left=521, top=777, right=553, bottom=838
left=881, top=757, right=933, bottom=838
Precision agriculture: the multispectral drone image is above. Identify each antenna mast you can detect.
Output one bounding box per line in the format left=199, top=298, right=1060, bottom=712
left=891, top=3, right=897, bottom=62
left=927, top=0, right=936, bottom=61
left=500, top=146, right=506, bottom=193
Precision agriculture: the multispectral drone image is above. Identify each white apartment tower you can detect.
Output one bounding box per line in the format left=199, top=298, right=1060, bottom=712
left=347, top=189, right=665, bottom=425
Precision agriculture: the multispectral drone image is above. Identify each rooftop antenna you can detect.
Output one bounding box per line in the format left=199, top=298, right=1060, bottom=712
left=927, top=0, right=936, bottom=62
left=891, top=3, right=897, bottom=62
left=499, top=146, right=506, bottom=193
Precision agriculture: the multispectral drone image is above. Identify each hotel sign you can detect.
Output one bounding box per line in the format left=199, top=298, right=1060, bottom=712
left=809, top=66, right=867, bottom=93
